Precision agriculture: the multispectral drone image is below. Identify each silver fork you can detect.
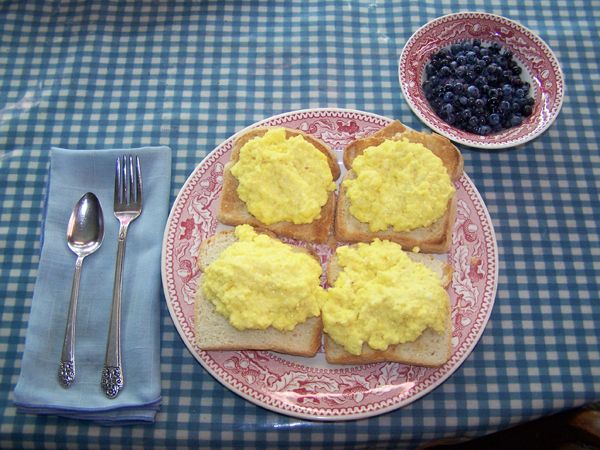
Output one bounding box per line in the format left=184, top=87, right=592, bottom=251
left=101, top=155, right=142, bottom=399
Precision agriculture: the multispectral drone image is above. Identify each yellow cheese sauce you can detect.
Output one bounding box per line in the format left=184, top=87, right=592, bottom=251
left=344, top=139, right=455, bottom=232
left=230, top=128, right=336, bottom=225
left=321, top=239, right=449, bottom=355
left=201, top=225, right=323, bottom=331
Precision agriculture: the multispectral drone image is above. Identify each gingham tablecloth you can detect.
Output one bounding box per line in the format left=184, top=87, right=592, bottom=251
left=1, top=1, right=598, bottom=448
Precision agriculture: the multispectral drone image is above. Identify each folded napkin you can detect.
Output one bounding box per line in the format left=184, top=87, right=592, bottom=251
left=14, top=146, right=171, bottom=425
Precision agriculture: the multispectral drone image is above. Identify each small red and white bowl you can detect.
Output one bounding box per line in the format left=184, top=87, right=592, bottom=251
left=399, top=12, right=564, bottom=149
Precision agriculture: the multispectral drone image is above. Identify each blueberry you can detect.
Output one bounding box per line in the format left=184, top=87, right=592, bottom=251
left=467, top=85, right=480, bottom=98
left=487, top=63, right=499, bottom=74
left=510, top=76, right=523, bottom=87
left=510, top=114, right=523, bottom=126
left=515, top=88, right=525, bottom=98
left=443, top=91, right=455, bottom=103
left=475, top=76, right=487, bottom=87
left=478, top=125, right=492, bottom=135
left=441, top=103, right=454, bottom=114
left=522, top=104, right=533, bottom=117
left=439, top=65, right=452, bottom=77
left=459, top=95, right=468, bottom=106
left=499, top=100, right=511, bottom=112
left=453, top=83, right=465, bottom=94
left=466, top=51, right=477, bottom=63
left=488, top=113, right=501, bottom=125
left=502, top=84, right=513, bottom=98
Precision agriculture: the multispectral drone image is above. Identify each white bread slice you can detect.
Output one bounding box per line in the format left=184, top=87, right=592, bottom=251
left=324, top=250, right=453, bottom=367
left=218, top=127, right=341, bottom=244
left=335, top=120, right=464, bottom=253
left=195, top=230, right=323, bottom=357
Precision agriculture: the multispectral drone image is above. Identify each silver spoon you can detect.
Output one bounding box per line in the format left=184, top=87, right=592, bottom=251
left=58, top=192, right=104, bottom=388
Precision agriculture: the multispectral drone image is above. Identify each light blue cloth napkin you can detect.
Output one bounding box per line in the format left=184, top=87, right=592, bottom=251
left=14, top=146, right=171, bottom=425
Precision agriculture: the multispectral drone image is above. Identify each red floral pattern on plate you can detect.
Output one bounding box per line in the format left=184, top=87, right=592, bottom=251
left=398, top=12, right=564, bottom=149
left=161, top=108, right=498, bottom=420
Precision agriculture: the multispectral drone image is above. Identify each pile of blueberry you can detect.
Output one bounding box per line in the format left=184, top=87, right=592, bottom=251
left=422, top=39, right=535, bottom=136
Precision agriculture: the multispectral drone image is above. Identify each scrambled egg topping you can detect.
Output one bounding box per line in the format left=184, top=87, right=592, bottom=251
left=231, top=128, right=336, bottom=225
left=321, top=239, right=449, bottom=355
left=344, top=139, right=455, bottom=232
left=201, top=225, right=324, bottom=331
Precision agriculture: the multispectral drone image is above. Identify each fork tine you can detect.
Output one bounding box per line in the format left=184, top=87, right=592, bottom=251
left=134, top=155, right=142, bottom=206
left=125, top=155, right=132, bottom=204
left=114, top=155, right=122, bottom=206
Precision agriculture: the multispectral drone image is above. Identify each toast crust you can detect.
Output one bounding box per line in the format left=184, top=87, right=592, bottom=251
left=323, top=249, right=453, bottom=366
left=218, top=127, right=341, bottom=244
left=334, top=120, right=464, bottom=253
left=195, top=229, right=323, bottom=357
left=323, top=326, right=451, bottom=367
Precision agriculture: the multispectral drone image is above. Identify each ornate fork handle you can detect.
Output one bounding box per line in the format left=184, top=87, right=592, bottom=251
left=101, top=222, right=129, bottom=398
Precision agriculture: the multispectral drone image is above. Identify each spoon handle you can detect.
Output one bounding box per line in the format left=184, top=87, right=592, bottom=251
left=101, top=222, right=128, bottom=399
left=58, top=255, right=84, bottom=388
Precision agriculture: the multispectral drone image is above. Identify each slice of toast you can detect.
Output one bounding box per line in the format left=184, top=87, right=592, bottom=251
left=335, top=121, right=464, bottom=253
left=324, top=250, right=453, bottom=367
left=218, top=127, right=341, bottom=244
left=195, top=229, right=323, bottom=357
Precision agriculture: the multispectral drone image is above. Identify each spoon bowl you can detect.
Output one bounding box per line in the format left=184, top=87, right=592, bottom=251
left=58, top=192, right=104, bottom=388
left=67, top=194, right=104, bottom=256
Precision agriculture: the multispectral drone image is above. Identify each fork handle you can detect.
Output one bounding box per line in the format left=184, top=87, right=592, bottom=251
left=102, top=222, right=128, bottom=399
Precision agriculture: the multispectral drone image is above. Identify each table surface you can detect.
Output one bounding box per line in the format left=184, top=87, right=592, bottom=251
left=1, top=0, right=598, bottom=448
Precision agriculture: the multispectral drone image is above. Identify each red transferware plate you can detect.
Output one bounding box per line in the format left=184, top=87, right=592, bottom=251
left=399, top=12, right=564, bottom=149
left=161, top=108, right=498, bottom=420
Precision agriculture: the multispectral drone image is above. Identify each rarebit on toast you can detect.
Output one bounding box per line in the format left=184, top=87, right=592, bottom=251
left=218, top=127, right=341, bottom=243
left=195, top=225, right=324, bottom=357
left=335, top=120, right=464, bottom=253
left=322, top=240, right=453, bottom=367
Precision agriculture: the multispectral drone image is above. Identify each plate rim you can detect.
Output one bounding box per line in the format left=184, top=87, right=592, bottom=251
left=398, top=11, right=565, bottom=149
left=161, top=107, right=499, bottom=420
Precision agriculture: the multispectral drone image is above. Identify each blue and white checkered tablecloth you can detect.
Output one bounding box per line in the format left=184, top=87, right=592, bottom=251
left=1, top=0, right=598, bottom=448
